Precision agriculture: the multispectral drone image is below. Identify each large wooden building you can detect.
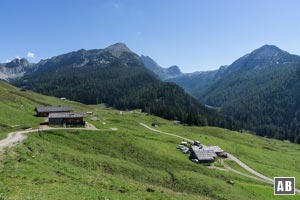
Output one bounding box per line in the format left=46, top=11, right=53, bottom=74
left=189, top=146, right=217, bottom=163
left=35, top=106, right=72, bottom=117
left=48, top=112, right=85, bottom=126
left=203, top=146, right=227, bottom=157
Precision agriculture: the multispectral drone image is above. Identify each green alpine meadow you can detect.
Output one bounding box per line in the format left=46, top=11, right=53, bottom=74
left=0, top=80, right=299, bottom=200
left=1, top=1, right=300, bottom=199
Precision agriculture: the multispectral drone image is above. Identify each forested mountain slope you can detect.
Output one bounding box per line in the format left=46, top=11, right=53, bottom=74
left=202, top=45, right=300, bottom=142
left=12, top=43, right=224, bottom=126
left=148, top=44, right=300, bottom=142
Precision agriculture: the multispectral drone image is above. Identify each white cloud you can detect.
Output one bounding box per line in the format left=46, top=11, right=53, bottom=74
left=27, top=52, right=35, bottom=59
left=15, top=56, right=20, bottom=59
left=5, top=59, right=10, bottom=63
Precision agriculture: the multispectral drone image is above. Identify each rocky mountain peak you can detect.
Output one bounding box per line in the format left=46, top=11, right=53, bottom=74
left=167, top=65, right=182, bottom=75
left=5, top=58, right=31, bottom=68
left=105, top=42, right=132, bottom=57
left=250, top=44, right=288, bottom=59
left=227, top=44, right=300, bottom=73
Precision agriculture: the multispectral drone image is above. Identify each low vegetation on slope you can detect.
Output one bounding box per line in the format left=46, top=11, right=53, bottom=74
left=0, top=82, right=300, bottom=199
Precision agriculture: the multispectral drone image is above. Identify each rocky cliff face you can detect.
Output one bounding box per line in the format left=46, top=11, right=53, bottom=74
left=0, top=58, right=35, bottom=80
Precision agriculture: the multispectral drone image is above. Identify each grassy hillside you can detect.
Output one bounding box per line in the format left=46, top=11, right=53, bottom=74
left=0, top=81, right=300, bottom=199
left=152, top=121, right=300, bottom=187
left=0, top=81, right=90, bottom=139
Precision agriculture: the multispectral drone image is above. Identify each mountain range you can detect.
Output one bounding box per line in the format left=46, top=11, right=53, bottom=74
left=0, top=58, right=36, bottom=80
left=141, top=55, right=182, bottom=80
left=3, top=43, right=300, bottom=142
left=7, top=43, right=224, bottom=127
left=144, top=45, right=300, bottom=142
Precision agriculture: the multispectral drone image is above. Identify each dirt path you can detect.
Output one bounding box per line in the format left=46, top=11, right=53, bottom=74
left=139, top=122, right=300, bottom=193
left=0, top=125, right=101, bottom=149
left=0, top=129, right=36, bottom=149
left=226, top=153, right=273, bottom=184
left=217, top=159, right=271, bottom=183
left=139, top=123, right=269, bottom=182
left=139, top=123, right=193, bottom=142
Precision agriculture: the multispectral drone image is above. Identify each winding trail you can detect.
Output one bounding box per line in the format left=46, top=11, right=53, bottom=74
left=139, top=122, right=300, bottom=193
left=226, top=153, right=273, bottom=184
left=139, top=123, right=193, bottom=143
left=0, top=129, right=36, bottom=149
left=0, top=123, right=100, bottom=149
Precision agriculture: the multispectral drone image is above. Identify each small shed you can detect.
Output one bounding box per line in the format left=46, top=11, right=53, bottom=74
left=48, top=112, right=85, bottom=126
left=35, top=106, right=72, bottom=117
left=152, top=122, right=158, bottom=127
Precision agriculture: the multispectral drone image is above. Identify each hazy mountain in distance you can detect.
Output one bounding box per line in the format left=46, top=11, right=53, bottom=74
left=140, top=55, right=228, bottom=100
left=141, top=55, right=182, bottom=80
left=166, top=66, right=228, bottom=100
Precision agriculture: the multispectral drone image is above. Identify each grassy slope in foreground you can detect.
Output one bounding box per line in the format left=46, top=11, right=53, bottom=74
left=0, top=81, right=298, bottom=199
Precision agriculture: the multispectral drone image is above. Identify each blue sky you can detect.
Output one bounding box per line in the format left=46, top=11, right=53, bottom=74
left=1, top=0, right=300, bottom=72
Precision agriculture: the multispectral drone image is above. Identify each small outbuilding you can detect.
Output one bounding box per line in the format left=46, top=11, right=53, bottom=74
left=152, top=122, right=158, bottom=127
left=35, top=106, right=72, bottom=117
left=48, top=112, right=85, bottom=126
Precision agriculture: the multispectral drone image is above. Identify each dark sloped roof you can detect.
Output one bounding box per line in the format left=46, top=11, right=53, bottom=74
left=35, top=106, right=72, bottom=113
left=203, top=146, right=224, bottom=153
left=191, top=146, right=217, bottom=161
left=48, top=112, right=84, bottom=119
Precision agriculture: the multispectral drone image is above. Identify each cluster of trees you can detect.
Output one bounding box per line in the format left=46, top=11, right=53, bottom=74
left=203, top=64, right=300, bottom=143
left=13, top=51, right=227, bottom=127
